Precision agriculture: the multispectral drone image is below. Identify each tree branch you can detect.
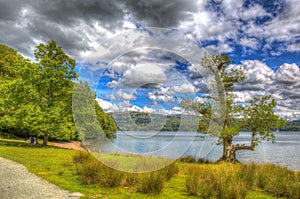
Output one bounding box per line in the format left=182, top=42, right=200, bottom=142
left=235, top=131, right=256, bottom=151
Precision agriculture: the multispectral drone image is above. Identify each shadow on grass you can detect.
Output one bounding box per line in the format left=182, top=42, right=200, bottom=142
left=0, top=138, right=61, bottom=149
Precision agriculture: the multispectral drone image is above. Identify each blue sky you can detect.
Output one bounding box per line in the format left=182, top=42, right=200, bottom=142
left=0, top=0, right=299, bottom=119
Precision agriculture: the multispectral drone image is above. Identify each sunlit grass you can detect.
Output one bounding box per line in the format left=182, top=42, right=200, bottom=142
left=0, top=138, right=293, bottom=199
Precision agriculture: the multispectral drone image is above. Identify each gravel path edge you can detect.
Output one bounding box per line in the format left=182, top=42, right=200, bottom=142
left=0, top=157, right=83, bottom=199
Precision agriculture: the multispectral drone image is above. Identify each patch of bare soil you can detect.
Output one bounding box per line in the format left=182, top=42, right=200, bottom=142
left=51, top=141, right=86, bottom=151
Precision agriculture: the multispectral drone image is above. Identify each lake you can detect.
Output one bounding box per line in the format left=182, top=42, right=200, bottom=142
left=96, top=131, right=300, bottom=171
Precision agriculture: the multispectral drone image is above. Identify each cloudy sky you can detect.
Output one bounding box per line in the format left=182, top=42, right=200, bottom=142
left=1, top=0, right=300, bottom=120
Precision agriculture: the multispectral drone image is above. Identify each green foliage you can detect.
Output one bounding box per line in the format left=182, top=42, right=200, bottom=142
left=112, top=112, right=197, bottom=132
left=0, top=42, right=117, bottom=143
left=95, top=102, right=117, bottom=138
left=241, top=95, right=286, bottom=142
left=72, top=81, right=117, bottom=140
left=181, top=54, right=285, bottom=162
left=0, top=44, right=25, bottom=79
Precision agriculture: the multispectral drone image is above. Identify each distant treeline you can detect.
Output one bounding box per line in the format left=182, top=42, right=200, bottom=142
left=109, top=112, right=300, bottom=132
left=110, top=112, right=206, bottom=132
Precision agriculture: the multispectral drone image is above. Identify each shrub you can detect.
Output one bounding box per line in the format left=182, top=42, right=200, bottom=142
left=161, top=162, right=179, bottom=181
left=197, top=158, right=213, bottom=164
left=178, top=156, right=197, bottom=163
left=186, top=164, right=248, bottom=199
left=216, top=164, right=248, bottom=199
left=77, top=160, right=102, bottom=184
left=137, top=170, right=166, bottom=195
left=236, top=162, right=257, bottom=188
left=124, top=172, right=140, bottom=187
left=185, top=166, right=217, bottom=198
left=74, top=153, right=124, bottom=187
left=96, top=160, right=124, bottom=188
left=217, top=175, right=248, bottom=199
left=258, top=164, right=300, bottom=198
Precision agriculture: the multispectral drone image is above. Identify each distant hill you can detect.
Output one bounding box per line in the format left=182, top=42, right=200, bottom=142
left=108, top=112, right=300, bottom=132
left=280, top=119, right=300, bottom=131
left=108, top=112, right=199, bottom=132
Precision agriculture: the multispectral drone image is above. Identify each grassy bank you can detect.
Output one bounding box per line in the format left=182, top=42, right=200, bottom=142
left=0, top=138, right=298, bottom=199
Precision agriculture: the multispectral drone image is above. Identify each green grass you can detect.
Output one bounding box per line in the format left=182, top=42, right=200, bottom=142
left=0, top=138, right=293, bottom=199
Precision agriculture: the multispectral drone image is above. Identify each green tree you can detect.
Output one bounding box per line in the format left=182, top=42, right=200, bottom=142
left=3, top=41, right=78, bottom=145
left=0, top=44, right=31, bottom=136
left=181, top=54, right=285, bottom=162
left=72, top=81, right=117, bottom=140
left=1, top=42, right=117, bottom=144
left=32, top=40, right=78, bottom=145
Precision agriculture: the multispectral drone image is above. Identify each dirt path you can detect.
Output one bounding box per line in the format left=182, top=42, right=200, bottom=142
left=51, top=141, right=86, bottom=151
left=0, top=157, right=83, bottom=199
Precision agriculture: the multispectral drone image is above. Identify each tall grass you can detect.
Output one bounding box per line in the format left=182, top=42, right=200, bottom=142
left=72, top=151, right=91, bottom=173
left=185, top=166, right=217, bottom=197
left=185, top=162, right=300, bottom=199
left=73, top=151, right=124, bottom=187
left=137, top=170, right=166, bottom=195
left=135, top=161, right=179, bottom=194
left=186, top=163, right=247, bottom=199
left=257, top=164, right=300, bottom=198
left=72, top=151, right=178, bottom=192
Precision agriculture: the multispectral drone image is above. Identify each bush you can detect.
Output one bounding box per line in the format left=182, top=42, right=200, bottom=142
left=236, top=162, right=257, bottom=188
left=77, top=160, right=102, bottom=184
left=137, top=170, right=166, bottom=195
left=72, top=151, right=91, bottom=173
left=178, top=156, right=197, bottom=163
left=124, top=172, right=140, bottom=187
left=96, top=160, right=124, bottom=188
left=72, top=151, right=90, bottom=164
left=185, top=164, right=248, bottom=199
left=185, top=166, right=217, bottom=197
left=258, top=164, right=300, bottom=198
left=161, top=162, right=179, bottom=181
left=73, top=152, right=124, bottom=187
left=216, top=164, right=248, bottom=199
left=217, top=175, right=247, bottom=199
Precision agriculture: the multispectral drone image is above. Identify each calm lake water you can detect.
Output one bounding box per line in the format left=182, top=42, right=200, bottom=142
left=97, top=131, right=300, bottom=171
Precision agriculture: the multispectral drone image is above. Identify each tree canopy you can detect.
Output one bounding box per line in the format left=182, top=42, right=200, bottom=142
left=0, top=42, right=117, bottom=145
left=181, top=54, right=285, bottom=162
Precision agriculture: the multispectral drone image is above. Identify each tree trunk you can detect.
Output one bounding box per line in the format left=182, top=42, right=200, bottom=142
left=218, top=138, right=239, bottom=163
left=218, top=131, right=257, bottom=162
left=42, top=132, right=48, bottom=146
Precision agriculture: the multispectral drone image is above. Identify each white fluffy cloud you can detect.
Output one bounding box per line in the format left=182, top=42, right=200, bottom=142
left=286, top=43, right=300, bottom=52
left=148, top=87, right=175, bottom=103
left=121, top=63, right=168, bottom=88
left=172, top=83, right=198, bottom=94
left=275, top=63, right=300, bottom=85
left=116, top=90, right=136, bottom=101
left=178, top=9, right=234, bottom=43
left=231, top=60, right=275, bottom=91
left=230, top=60, right=300, bottom=119
left=240, top=37, right=259, bottom=49
left=240, top=4, right=270, bottom=21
